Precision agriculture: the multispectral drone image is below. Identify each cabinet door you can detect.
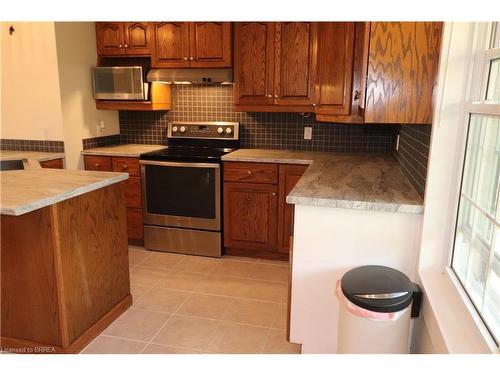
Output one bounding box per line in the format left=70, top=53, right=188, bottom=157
left=274, top=22, right=317, bottom=106
left=233, top=22, right=275, bottom=105
left=124, top=22, right=151, bottom=55
left=277, top=164, right=308, bottom=254
left=126, top=207, right=144, bottom=243
left=189, top=22, right=232, bottom=68
left=95, top=22, right=124, bottom=56
left=315, top=22, right=356, bottom=116
left=223, top=182, right=278, bottom=252
left=151, top=22, right=191, bottom=68
left=365, top=22, right=443, bottom=124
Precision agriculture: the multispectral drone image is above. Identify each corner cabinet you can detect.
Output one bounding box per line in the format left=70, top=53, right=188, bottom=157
left=223, top=162, right=307, bottom=260
left=152, top=22, right=232, bottom=68
left=234, top=22, right=317, bottom=112
left=96, top=22, right=152, bottom=56
left=364, top=22, right=443, bottom=124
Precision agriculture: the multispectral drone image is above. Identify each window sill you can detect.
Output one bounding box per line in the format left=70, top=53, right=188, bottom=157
left=418, top=268, right=497, bottom=353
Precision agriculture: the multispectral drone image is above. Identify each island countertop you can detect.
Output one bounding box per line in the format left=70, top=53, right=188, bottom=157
left=0, top=169, right=129, bottom=216
left=81, top=144, right=165, bottom=157
left=221, top=149, right=424, bottom=214
left=0, top=150, right=65, bottom=162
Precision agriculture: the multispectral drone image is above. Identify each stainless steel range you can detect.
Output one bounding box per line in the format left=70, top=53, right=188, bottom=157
left=139, top=121, right=239, bottom=257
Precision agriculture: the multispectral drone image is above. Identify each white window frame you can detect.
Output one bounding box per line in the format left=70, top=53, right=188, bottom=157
left=417, top=22, right=500, bottom=354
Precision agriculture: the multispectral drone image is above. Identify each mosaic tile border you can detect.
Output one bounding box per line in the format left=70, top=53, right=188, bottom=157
left=0, top=139, right=65, bottom=153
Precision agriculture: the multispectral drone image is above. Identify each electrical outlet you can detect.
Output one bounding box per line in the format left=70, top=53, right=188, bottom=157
left=97, top=120, right=105, bottom=134
left=304, top=127, right=312, bottom=140
left=396, top=134, right=400, bottom=151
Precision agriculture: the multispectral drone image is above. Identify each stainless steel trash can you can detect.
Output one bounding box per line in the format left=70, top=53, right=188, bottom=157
left=336, top=265, right=420, bottom=354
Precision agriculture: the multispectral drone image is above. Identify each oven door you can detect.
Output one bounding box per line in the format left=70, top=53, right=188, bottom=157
left=140, top=160, right=220, bottom=231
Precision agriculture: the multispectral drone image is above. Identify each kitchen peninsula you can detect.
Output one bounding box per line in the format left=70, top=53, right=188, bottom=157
left=0, top=168, right=131, bottom=353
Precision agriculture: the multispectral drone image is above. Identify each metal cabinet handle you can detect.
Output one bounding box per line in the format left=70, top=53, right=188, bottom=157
left=189, top=56, right=194, bottom=61
left=183, top=57, right=188, bottom=61
left=118, top=44, right=123, bottom=48
left=354, top=90, right=361, bottom=100
left=94, top=163, right=100, bottom=168
left=247, top=170, right=252, bottom=175
left=274, top=94, right=278, bottom=98
left=121, top=163, right=128, bottom=170
left=124, top=44, right=128, bottom=48
left=272, top=192, right=276, bottom=196
left=267, top=94, right=272, bottom=98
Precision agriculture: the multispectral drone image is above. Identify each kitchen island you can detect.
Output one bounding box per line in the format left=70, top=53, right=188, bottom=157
left=222, top=149, right=424, bottom=353
left=0, top=168, right=131, bottom=353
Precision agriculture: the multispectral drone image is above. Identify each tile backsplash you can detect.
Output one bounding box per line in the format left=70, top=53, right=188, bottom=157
left=119, top=85, right=396, bottom=153
left=0, top=139, right=65, bottom=153
left=393, top=125, right=432, bottom=198
left=82, top=134, right=121, bottom=149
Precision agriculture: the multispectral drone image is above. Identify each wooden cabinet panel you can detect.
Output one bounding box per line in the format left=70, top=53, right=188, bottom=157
left=83, top=155, right=112, bottom=171
left=123, top=177, right=142, bottom=208
left=274, top=22, right=317, bottom=106
left=151, top=22, right=191, bottom=68
left=112, top=157, right=141, bottom=176
left=277, top=164, right=308, bottom=254
left=96, top=22, right=124, bottom=56
left=315, top=22, right=356, bottom=116
left=234, top=22, right=275, bottom=105
left=126, top=207, right=144, bottom=241
left=124, top=22, right=151, bottom=55
left=223, top=182, right=278, bottom=251
left=365, top=22, right=443, bottom=124
left=189, top=22, right=232, bottom=67
left=40, top=158, right=64, bottom=169
left=223, top=162, right=278, bottom=184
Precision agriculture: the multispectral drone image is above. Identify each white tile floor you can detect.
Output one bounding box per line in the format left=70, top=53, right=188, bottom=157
left=81, top=246, right=301, bottom=354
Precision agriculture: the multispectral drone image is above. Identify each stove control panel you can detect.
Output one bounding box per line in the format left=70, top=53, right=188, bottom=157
left=168, top=122, right=239, bottom=140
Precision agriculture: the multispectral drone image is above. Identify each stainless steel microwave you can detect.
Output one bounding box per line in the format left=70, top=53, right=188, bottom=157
left=91, top=66, right=148, bottom=100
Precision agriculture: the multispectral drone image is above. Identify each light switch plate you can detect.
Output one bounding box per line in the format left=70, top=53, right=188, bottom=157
left=304, top=127, right=312, bottom=140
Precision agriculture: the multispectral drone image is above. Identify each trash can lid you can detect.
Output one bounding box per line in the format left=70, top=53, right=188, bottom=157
left=341, top=265, right=414, bottom=313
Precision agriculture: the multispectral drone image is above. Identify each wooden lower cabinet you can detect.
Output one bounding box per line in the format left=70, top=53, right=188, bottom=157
left=39, top=158, right=64, bottom=169
left=277, top=164, right=308, bottom=254
left=83, top=155, right=144, bottom=244
left=126, top=208, right=144, bottom=245
left=223, top=181, right=278, bottom=254
left=223, top=162, right=307, bottom=260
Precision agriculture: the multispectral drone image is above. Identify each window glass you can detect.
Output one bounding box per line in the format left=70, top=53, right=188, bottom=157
left=452, top=114, right=500, bottom=343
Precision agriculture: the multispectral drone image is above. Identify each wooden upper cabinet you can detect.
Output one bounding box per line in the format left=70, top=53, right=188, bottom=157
left=96, top=22, right=124, bottom=56
left=152, top=22, right=191, bottom=68
left=315, top=22, right=356, bottom=116
left=234, top=22, right=275, bottom=106
left=274, top=22, right=317, bottom=106
left=123, top=22, right=152, bottom=55
left=96, top=22, right=151, bottom=56
left=365, top=22, right=443, bottom=124
left=189, top=22, right=232, bottom=67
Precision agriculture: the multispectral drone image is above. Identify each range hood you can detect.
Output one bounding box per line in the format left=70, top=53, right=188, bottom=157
left=147, top=68, right=233, bottom=85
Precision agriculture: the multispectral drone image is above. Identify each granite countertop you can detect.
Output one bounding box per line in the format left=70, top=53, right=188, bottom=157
left=0, top=169, right=128, bottom=216
left=0, top=150, right=65, bottom=162
left=221, top=149, right=424, bottom=214
left=81, top=144, right=166, bottom=157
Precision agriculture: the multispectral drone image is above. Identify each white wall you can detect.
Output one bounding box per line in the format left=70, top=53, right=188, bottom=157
left=1, top=22, right=64, bottom=140
left=54, top=22, right=119, bottom=170
left=290, top=204, right=423, bottom=353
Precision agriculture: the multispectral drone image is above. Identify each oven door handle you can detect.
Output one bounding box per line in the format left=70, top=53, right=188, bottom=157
left=139, top=160, right=220, bottom=169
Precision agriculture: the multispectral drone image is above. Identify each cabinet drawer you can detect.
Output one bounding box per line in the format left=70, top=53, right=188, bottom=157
left=123, top=177, right=142, bottom=208
left=40, top=158, right=64, bottom=169
left=112, top=157, right=141, bottom=176
left=126, top=208, right=144, bottom=241
left=224, top=162, right=278, bottom=184
left=84, top=155, right=112, bottom=171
